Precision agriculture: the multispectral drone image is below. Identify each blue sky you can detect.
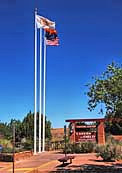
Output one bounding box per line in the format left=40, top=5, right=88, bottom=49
left=0, top=0, right=122, bottom=127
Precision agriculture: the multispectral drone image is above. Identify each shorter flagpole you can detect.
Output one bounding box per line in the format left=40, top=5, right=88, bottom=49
left=42, top=35, right=46, bottom=152
left=39, top=28, right=42, bottom=153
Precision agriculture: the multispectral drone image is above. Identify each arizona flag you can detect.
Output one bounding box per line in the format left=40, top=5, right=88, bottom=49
left=45, top=28, right=59, bottom=46
left=36, top=15, right=55, bottom=29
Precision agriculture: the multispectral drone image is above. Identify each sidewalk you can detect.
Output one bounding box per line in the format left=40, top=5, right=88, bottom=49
left=0, top=151, right=63, bottom=173
left=0, top=152, right=122, bottom=173
left=28, top=153, right=122, bottom=173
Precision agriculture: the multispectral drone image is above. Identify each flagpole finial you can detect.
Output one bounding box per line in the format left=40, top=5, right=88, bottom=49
left=35, top=8, right=37, bottom=14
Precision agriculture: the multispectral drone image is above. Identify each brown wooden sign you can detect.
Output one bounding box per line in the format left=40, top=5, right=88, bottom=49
left=75, top=132, right=96, bottom=142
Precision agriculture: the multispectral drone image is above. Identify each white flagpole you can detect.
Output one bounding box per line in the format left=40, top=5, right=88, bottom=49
left=42, top=35, right=46, bottom=152
left=34, top=8, right=37, bottom=155
left=39, top=28, right=42, bottom=153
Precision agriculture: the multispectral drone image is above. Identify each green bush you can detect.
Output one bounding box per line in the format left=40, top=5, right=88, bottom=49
left=22, top=140, right=33, bottom=150
left=80, top=142, right=95, bottom=153
left=0, top=139, right=12, bottom=148
left=0, top=153, right=13, bottom=162
left=2, top=147, right=13, bottom=153
left=96, top=144, right=122, bottom=161
left=64, top=142, right=96, bottom=154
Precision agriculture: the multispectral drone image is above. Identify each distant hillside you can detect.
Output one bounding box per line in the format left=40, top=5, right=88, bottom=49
left=51, top=128, right=69, bottom=142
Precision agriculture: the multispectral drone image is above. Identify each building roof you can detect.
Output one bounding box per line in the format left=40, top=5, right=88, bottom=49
left=66, top=118, right=105, bottom=123
left=66, top=118, right=122, bottom=123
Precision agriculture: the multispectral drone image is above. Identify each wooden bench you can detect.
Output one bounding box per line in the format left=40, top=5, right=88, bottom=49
left=58, top=155, right=75, bottom=164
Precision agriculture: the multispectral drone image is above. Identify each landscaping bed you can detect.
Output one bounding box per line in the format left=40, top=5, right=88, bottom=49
left=0, top=150, right=33, bottom=162
left=0, top=153, right=13, bottom=162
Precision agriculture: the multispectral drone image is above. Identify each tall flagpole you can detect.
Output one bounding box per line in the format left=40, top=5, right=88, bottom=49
left=42, top=35, right=46, bottom=152
left=39, top=28, right=42, bottom=153
left=34, top=8, right=37, bottom=155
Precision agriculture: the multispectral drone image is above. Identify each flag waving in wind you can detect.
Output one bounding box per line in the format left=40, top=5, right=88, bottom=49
left=36, top=15, right=55, bottom=29
left=45, top=38, right=59, bottom=46
left=36, top=14, right=59, bottom=46
left=45, top=28, right=59, bottom=46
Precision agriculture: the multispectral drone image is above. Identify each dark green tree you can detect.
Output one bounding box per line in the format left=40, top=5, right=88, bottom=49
left=0, top=122, right=11, bottom=140
left=86, top=62, right=122, bottom=134
left=22, top=111, right=34, bottom=140
left=0, top=111, right=52, bottom=143
left=22, top=111, right=52, bottom=140
left=45, top=119, right=52, bottom=140
left=7, top=119, right=24, bottom=142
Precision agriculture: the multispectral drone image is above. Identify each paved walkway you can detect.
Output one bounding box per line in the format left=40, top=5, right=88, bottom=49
left=0, top=151, right=63, bottom=173
left=0, top=152, right=122, bottom=173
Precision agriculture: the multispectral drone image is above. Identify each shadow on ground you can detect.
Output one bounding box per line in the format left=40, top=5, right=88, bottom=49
left=50, top=163, right=122, bottom=173
left=56, top=163, right=70, bottom=167
left=89, top=159, right=116, bottom=162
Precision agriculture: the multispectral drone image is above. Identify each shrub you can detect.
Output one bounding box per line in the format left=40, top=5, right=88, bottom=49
left=22, top=140, right=33, bottom=150
left=0, top=153, right=13, bottom=162
left=64, top=142, right=96, bottom=154
left=64, top=143, right=75, bottom=154
left=96, top=144, right=122, bottom=161
left=2, top=147, right=13, bottom=153
left=80, top=142, right=95, bottom=153
left=0, top=139, right=12, bottom=149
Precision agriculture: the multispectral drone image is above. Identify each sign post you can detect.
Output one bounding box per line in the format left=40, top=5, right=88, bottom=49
left=13, top=123, right=15, bottom=173
left=64, top=125, right=67, bottom=157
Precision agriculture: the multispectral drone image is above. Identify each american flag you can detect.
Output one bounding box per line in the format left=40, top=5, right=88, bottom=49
left=45, top=37, right=59, bottom=46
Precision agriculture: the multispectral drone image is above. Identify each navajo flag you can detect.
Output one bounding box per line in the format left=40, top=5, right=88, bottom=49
left=45, top=28, right=59, bottom=46
left=36, top=15, right=55, bottom=29
left=45, top=28, right=57, bottom=40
